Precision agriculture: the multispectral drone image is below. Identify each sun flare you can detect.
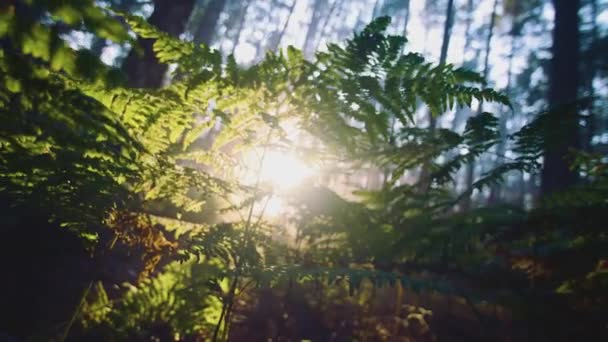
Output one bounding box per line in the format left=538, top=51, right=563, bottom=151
left=258, top=150, right=314, bottom=189
left=240, top=148, right=315, bottom=217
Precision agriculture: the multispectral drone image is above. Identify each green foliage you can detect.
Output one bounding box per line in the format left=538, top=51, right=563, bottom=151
left=80, top=261, right=225, bottom=339
left=1, top=0, right=300, bottom=240
left=296, top=16, right=507, bottom=150
left=0, top=41, right=138, bottom=240
left=1, top=1, right=127, bottom=83
left=2, top=4, right=606, bottom=339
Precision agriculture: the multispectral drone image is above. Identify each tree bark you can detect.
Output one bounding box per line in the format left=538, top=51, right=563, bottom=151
left=429, top=0, right=455, bottom=129
left=540, top=0, right=580, bottom=195
left=302, top=0, right=326, bottom=58
left=231, top=0, right=252, bottom=55
left=418, top=0, right=455, bottom=192
left=402, top=0, right=411, bottom=35
left=462, top=0, right=498, bottom=211
left=194, top=0, right=227, bottom=45
left=371, top=0, right=383, bottom=18
left=313, top=0, right=342, bottom=53
left=451, top=0, right=475, bottom=132
left=480, top=0, right=497, bottom=79
left=271, top=0, right=297, bottom=51
left=490, top=33, right=516, bottom=204
left=583, top=0, right=598, bottom=152
left=438, top=0, right=455, bottom=67
left=122, top=0, right=196, bottom=88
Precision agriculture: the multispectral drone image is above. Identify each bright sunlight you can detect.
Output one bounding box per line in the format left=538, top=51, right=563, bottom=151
left=240, top=146, right=316, bottom=217
left=258, top=150, right=314, bottom=189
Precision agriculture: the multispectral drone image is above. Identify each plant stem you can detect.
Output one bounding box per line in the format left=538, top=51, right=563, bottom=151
left=59, top=281, right=93, bottom=342
left=212, top=129, right=274, bottom=342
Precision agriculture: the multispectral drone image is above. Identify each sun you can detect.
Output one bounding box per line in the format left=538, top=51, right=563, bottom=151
left=239, top=147, right=315, bottom=217
left=258, top=150, right=314, bottom=189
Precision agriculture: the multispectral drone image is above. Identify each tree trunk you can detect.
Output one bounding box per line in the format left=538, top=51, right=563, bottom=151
left=438, top=0, right=455, bottom=66
left=396, top=0, right=412, bottom=56
left=583, top=0, right=598, bottom=152
left=462, top=0, right=498, bottom=210
left=313, top=0, right=342, bottom=53
left=480, top=0, right=497, bottom=84
left=490, top=24, right=517, bottom=204
left=461, top=0, right=474, bottom=63
left=451, top=0, right=475, bottom=133
left=303, top=0, right=326, bottom=58
left=372, top=0, right=383, bottom=18
left=429, top=0, right=455, bottom=129
left=418, top=0, right=455, bottom=192
left=271, top=0, right=297, bottom=51
left=540, top=0, right=580, bottom=195
left=194, top=0, right=227, bottom=45
left=122, top=0, right=196, bottom=88
left=231, top=0, right=252, bottom=55
left=403, top=0, right=411, bottom=35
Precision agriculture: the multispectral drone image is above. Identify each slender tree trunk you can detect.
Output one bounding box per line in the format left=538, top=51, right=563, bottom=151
left=462, top=0, right=498, bottom=210
left=354, top=6, right=368, bottom=35
left=194, top=0, right=227, bottom=45
left=272, top=0, right=297, bottom=51
left=451, top=0, right=475, bottom=132
left=122, top=0, right=196, bottom=88
left=418, top=0, right=455, bottom=191
left=303, top=0, right=326, bottom=58
left=541, top=0, right=580, bottom=195
left=402, top=0, right=411, bottom=36
left=480, top=0, right=497, bottom=82
left=428, top=0, right=455, bottom=130
left=583, top=0, right=598, bottom=152
left=438, top=0, right=455, bottom=66
left=450, top=0, right=475, bottom=205
left=394, top=0, right=412, bottom=58
left=231, top=0, right=251, bottom=55
left=384, top=1, right=413, bottom=186
left=461, top=0, right=474, bottom=64
left=519, top=172, right=527, bottom=208
left=372, top=0, right=383, bottom=18
left=253, top=0, right=282, bottom=62
left=313, top=0, right=342, bottom=53
left=490, top=32, right=516, bottom=204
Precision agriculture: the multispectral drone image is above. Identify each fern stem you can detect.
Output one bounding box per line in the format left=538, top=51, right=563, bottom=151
left=212, top=300, right=228, bottom=341
left=59, top=281, right=93, bottom=342
left=212, top=128, right=275, bottom=341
